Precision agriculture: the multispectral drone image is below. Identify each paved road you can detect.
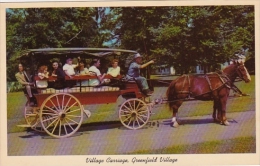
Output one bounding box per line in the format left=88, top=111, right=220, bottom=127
left=8, top=110, right=255, bottom=155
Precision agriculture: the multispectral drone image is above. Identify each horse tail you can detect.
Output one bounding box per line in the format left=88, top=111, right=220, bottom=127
left=166, top=79, right=178, bottom=109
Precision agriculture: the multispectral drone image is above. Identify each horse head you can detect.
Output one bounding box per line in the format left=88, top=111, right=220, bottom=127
left=234, top=61, right=251, bottom=83
left=224, top=60, right=251, bottom=83
left=223, top=61, right=251, bottom=83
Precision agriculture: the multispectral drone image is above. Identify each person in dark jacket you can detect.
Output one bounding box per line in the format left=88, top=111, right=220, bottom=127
left=51, top=61, right=66, bottom=89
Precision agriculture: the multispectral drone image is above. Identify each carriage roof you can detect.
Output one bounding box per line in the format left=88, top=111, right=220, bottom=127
left=18, top=47, right=138, bottom=59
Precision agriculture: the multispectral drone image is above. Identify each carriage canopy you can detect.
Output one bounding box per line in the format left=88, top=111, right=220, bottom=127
left=18, top=47, right=138, bottom=59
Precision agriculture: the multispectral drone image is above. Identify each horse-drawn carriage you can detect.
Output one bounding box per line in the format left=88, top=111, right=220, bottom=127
left=17, top=48, right=155, bottom=138
left=16, top=48, right=251, bottom=139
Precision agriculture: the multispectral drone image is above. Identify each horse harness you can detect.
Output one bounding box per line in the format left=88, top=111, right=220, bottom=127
left=178, top=72, right=232, bottom=99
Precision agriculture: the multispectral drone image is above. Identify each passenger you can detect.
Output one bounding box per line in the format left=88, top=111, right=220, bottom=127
left=15, top=63, right=37, bottom=106
left=51, top=61, right=66, bottom=89
left=63, top=58, right=79, bottom=87
left=103, top=59, right=121, bottom=84
left=126, top=53, right=155, bottom=96
left=88, top=59, right=106, bottom=86
left=76, top=60, right=92, bottom=86
left=63, top=58, right=79, bottom=78
left=107, top=59, right=120, bottom=77
left=36, top=65, right=49, bottom=88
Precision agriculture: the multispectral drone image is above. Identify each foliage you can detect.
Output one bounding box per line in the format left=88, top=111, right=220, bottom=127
left=6, top=6, right=255, bottom=82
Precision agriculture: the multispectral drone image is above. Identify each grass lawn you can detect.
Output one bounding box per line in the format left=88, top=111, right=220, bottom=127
left=6, top=75, right=255, bottom=133
left=127, top=136, right=256, bottom=154
left=6, top=75, right=256, bottom=154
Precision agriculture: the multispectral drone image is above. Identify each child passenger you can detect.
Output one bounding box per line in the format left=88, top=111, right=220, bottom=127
left=36, top=65, right=49, bottom=88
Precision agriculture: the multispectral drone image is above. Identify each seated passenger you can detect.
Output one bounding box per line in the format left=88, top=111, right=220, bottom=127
left=103, top=59, right=121, bottom=84
left=76, top=60, right=92, bottom=86
left=63, top=58, right=79, bottom=78
left=126, top=53, right=154, bottom=96
left=107, top=59, right=120, bottom=77
left=15, top=63, right=37, bottom=106
left=88, top=59, right=106, bottom=86
left=51, top=61, right=66, bottom=89
left=36, top=65, right=49, bottom=88
left=63, top=58, right=79, bottom=87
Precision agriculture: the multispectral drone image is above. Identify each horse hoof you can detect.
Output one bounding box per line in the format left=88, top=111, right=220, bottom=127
left=223, top=120, right=230, bottom=126
left=172, top=122, right=179, bottom=128
left=220, top=120, right=230, bottom=126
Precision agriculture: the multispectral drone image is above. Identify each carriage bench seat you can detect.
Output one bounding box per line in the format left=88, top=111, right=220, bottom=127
left=39, top=86, right=120, bottom=94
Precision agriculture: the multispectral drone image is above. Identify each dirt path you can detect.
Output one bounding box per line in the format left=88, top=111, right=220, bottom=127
left=7, top=111, right=255, bottom=155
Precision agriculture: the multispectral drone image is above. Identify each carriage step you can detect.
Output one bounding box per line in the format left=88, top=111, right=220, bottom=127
left=83, top=109, right=91, bottom=118
left=17, top=124, right=31, bottom=128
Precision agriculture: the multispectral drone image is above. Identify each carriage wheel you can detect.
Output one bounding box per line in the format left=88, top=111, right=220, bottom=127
left=119, top=98, right=150, bottom=130
left=39, top=93, right=83, bottom=138
left=24, top=106, right=45, bottom=132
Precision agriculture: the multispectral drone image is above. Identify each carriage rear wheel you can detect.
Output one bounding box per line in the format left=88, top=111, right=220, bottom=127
left=119, top=98, right=150, bottom=130
left=24, top=105, right=45, bottom=132
left=39, top=93, right=84, bottom=138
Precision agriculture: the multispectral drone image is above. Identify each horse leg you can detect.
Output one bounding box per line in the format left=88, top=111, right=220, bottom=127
left=213, top=99, right=222, bottom=122
left=219, top=96, right=230, bottom=126
left=171, top=101, right=183, bottom=128
left=212, top=99, right=218, bottom=121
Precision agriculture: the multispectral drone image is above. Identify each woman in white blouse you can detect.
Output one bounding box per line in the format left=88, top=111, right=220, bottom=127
left=103, top=59, right=120, bottom=84
left=107, top=59, right=120, bottom=77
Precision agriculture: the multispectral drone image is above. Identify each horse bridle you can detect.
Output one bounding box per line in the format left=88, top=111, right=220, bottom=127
left=236, top=64, right=247, bottom=82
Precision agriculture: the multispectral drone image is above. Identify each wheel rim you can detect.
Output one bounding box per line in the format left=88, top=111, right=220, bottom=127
left=40, top=93, right=83, bottom=138
left=119, top=98, right=150, bottom=130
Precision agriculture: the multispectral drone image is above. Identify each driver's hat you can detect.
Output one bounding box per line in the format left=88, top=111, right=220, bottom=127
left=134, top=53, right=142, bottom=59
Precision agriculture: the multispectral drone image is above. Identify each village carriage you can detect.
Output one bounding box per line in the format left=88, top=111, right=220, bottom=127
left=17, top=48, right=156, bottom=138
left=16, top=48, right=251, bottom=139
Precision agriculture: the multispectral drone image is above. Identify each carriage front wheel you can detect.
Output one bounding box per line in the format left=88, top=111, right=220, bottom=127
left=39, top=93, right=84, bottom=138
left=119, top=98, right=150, bottom=130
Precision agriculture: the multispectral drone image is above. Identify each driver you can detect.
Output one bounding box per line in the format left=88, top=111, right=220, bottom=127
left=126, top=53, right=155, bottom=96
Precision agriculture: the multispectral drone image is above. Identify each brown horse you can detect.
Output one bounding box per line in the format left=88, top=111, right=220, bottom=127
left=166, top=61, right=251, bottom=127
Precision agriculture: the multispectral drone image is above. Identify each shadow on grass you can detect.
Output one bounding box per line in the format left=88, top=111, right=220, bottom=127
left=161, top=118, right=231, bottom=126
left=161, top=117, right=239, bottom=126
left=18, top=120, right=158, bottom=139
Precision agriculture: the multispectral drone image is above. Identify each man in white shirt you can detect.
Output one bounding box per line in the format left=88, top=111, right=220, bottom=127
left=63, top=58, right=78, bottom=78
left=89, top=59, right=105, bottom=86
left=63, top=58, right=79, bottom=87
